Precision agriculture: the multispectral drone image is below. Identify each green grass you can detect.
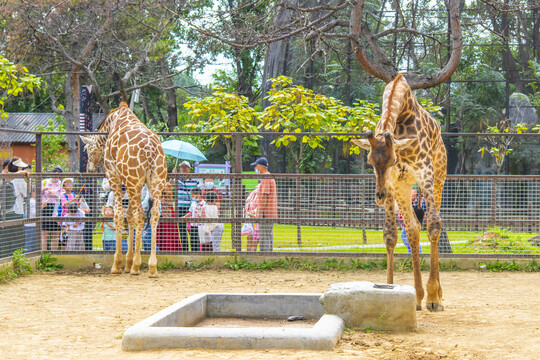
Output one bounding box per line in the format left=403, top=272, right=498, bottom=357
left=90, top=222, right=539, bottom=255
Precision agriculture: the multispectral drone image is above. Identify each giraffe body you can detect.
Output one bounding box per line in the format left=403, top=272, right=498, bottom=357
left=353, top=74, right=447, bottom=311
left=81, top=103, right=167, bottom=277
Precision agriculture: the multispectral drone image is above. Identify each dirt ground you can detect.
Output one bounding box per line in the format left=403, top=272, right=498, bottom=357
left=1, top=268, right=539, bottom=360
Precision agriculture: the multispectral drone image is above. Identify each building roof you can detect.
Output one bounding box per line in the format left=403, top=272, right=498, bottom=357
left=0, top=113, right=106, bottom=144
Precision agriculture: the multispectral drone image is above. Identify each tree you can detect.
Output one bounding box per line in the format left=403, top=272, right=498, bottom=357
left=0, top=55, right=41, bottom=120
left=260, top=76, right=378, bottom=173
left=479, top=121, right=537, bottom=175
left=0, top=0, right=194, bottom=169
left=183, top=87, right=261, bottom=169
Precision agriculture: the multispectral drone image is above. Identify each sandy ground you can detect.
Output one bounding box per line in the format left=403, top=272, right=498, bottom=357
left=1, top=268, right=539, bottom=360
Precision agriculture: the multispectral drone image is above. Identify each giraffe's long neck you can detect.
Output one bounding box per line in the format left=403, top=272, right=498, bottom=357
left=377, top=73, right=412, bottom=135
left=93, top=105, right=123, bottom=148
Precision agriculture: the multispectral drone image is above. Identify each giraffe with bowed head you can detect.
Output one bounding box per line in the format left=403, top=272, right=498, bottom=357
left=81, top=102, right=167, bottom=277
left=353, top=73, right=447, bottom=311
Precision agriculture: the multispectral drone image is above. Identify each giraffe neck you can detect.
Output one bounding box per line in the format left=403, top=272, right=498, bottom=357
left=92, top=104, right=127, bottom=148
left=377, top=74, right=415, bottom=135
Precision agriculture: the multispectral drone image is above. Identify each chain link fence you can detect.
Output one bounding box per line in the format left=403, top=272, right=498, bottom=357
left=1, top=171, right=539, bottom=260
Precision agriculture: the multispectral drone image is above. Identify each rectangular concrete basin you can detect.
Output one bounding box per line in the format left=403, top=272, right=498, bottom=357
left=122, top=293, right=344, bottom=351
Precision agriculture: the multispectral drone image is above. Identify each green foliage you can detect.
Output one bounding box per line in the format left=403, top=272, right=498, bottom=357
left=11, top=249, right=33, bottom=275
left=478, top=121, right=533, bottom=173
left=0, top=249, right=33, bottom=283
left=261, top=76, right=378, bottom=172
left=0, top=55, right=41, bottom=120
left=348, top=258, right=387, bottom=270
left=477, top=259, right=540, bottom=272
left=418, top=98, right=444, bottom=120
left=184, top=258, right=215, bottom=270
left=524, top=259, right=540, bottom=272
left=439, top=260, right=462, bottom=271
left=35, top=114, right=70, bottom=171
left=36, top=252, right=64, bottom=272
left=184, top=87, right=261, bottom=166
left=482, top=260, right=521, bottom=272
left=157, top=258, right=179, bottom=270
left=335, top=100, right=379, bottom=156
left=396, top=257, right=430, bottom=272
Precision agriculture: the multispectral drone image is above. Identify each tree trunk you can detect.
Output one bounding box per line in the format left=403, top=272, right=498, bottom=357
left=65, top=70, right=79, bottom=171
left=140, top=89, right=158, bottom=125
left=159, top=58, right=178, bottom=131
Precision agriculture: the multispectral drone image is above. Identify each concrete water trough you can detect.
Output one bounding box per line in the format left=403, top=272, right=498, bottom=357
left=122, top=293, right=345, bottom=351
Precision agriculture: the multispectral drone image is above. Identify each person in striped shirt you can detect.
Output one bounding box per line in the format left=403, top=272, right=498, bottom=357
left=175, top=161, right=199, bottom=251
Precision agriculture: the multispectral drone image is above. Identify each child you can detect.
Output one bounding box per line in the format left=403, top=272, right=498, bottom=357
left=200, top=191, right=224, bottom=252
left=24, top=185, right=37, bottom=253
left=62, top=203, right=85, bottom=250
left=60, top=178, right=80, bottom=217
left=156, top=181, right=181, bottom=251
left=101, top=205, right=116, bottom=251
left=183, top=187, right=205, bottom=251
left=243, top=185, right=259, bottom=251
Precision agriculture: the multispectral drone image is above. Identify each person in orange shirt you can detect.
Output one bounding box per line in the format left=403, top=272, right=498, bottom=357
left=250, top=157, right=277, bottom=252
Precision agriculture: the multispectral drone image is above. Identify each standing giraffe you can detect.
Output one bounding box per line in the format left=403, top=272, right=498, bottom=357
left=81, top=102, right=167, bottom=277
left=353, top=74, right=447, bottom=311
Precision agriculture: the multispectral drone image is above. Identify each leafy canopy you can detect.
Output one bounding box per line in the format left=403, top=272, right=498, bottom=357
left=0, top=56, right=41, bottom=120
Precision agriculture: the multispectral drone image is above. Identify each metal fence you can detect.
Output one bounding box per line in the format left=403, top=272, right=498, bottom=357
left=1, top=172, right=539, bottom=260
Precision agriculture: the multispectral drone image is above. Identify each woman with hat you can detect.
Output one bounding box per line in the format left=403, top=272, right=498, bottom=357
left=0, top=158, right=28, bottom=257
left=6, top=158, right=29, bottom=219
left=41, top=166, right=63, bottom=250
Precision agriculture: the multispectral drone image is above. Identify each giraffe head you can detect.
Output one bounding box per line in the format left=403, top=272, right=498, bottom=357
left=80, top=135, right=104, bottom=172
left=352, top=131, right=415, bottom=206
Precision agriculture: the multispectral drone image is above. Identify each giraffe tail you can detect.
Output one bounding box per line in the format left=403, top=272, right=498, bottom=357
left=144, top=198, right=153, bottom=230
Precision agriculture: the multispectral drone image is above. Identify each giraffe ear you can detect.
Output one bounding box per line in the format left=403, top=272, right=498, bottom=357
left=352, top=139, right=371, bottom=151
left=394, top=137, right=416, bottom=150
left=80, top=136, right=95, bottom=146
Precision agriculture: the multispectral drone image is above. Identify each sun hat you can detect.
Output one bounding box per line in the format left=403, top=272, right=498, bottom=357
left=180, top=161, right=192, bottom=169
left=52, top=166, right=63, bottom=173
left=62, top=178, right=74, bottom=187
left=12, top=158, right=29, bottom=168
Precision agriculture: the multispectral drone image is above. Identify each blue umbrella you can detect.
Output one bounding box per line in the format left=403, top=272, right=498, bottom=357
left=161, top=140, right=207, bottom=162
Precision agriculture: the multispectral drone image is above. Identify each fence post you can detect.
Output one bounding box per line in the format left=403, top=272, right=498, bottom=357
left=296, top=177, right=302, bottom=246
left=491, top=179, right=497, bottom=227
left=35, top=134, right=43, bottom=251
left=232, top=133, right=242, bottom=251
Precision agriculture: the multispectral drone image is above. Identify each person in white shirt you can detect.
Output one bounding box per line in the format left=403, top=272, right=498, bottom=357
left=7, top=158, right=28, bottom=218
left=62, top=203, right=85, bottom=251
left=199, top=191, right=224, bottom=252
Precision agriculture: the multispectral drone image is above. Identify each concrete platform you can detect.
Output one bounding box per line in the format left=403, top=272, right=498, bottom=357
left=122, top=293, right=344, bottom=351
left=320, top=281, right=417, bottom=332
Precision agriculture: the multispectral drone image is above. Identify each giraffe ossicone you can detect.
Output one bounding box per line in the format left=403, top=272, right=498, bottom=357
left=352, top=73, right=447, bottom=311
left=82, top=102, right=167, bottom=277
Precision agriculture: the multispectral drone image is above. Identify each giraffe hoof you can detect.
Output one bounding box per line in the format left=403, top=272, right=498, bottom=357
left=426, top=302, right=444, bottom=312
left=148, top=269, right=158, bottom=278
left=130, top=269, right=141, bottom=276
left=111, top=266, right=122, bottom=274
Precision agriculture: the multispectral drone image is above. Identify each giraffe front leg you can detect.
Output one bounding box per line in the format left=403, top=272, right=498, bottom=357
left=383, top=196, right=398, bottom=285
left=395, top=183, right=424, bottom=310
left=111, top=189, right=124, bottom=274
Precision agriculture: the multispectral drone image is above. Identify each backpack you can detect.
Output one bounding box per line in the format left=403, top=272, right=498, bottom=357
left=0, top=181, right=17, bottom=216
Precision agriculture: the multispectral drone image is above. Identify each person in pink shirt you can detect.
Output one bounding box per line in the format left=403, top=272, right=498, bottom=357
left=41, top=166, right=63, bottom=250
